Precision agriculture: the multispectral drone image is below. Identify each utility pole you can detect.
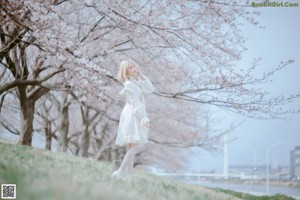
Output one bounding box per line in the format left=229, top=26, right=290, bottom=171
left=224, top=133, right=228, bottom=180
left=266, top=141, right=286, bottom=195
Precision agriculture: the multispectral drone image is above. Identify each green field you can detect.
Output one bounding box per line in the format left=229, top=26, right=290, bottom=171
left=0, top=139, right=295, bottom=200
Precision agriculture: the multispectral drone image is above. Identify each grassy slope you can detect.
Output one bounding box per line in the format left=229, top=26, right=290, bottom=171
left=0, top=139, right=242, bottom=200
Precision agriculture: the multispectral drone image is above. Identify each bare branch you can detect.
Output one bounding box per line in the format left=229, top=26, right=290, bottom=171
left=0, top=67, right=65, bottom=95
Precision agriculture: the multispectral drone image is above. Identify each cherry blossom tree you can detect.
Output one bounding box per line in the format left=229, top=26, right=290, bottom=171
left=1, top=0, right=299, bottom=171
left=0, top=1, right=66, bottom=145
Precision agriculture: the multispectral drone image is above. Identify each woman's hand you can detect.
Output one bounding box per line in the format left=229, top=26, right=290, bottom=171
left=143, top=121, right=150, bottom=128
left=141, top=118, right=151, bottom=128
left=136, top=67, right=145, bottom=80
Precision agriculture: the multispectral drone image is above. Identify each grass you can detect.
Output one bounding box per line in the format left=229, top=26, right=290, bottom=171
left=0, top=139, right=242, bottom=200
left=0, top=139, right=296, bottom=200
left=214, top=189, right=296, bottom=200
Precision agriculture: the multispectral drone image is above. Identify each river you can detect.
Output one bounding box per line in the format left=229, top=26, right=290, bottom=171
left=185, top=180, right=300, bottom=199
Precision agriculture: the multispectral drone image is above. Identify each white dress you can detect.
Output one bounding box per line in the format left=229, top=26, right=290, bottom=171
left=116, top=76, right=155, bottom=146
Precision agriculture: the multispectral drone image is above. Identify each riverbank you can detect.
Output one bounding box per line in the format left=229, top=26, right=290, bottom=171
left=191, top=180, right=300, bottom=200
left=209, top=179, right=300, bottom=188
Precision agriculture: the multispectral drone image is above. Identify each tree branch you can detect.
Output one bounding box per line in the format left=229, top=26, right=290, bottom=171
left=0, top=67, right=66, bottom=95
left=0, top=120, right=19, bottom=135
left=0, top=34, right=25, bottom=62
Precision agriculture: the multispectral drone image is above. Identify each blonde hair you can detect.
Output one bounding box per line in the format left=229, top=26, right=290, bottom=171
left=117, top=59, right=136, bottom=83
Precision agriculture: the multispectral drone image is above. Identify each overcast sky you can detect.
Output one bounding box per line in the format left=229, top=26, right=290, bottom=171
left=188, top=5, right=300, bottom=172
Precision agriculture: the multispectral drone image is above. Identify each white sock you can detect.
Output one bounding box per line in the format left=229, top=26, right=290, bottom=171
left=118, top=144, right=141, bottom=175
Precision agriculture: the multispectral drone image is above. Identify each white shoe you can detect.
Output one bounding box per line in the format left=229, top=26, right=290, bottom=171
left=112, top=170, right=133, bottom=181
left=112, top=170, right=121, bottom=178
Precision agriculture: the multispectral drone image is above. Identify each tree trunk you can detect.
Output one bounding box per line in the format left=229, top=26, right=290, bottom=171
left=94, top=123, right=115, bottom=160
left=18, top=85, right=34, bottom=146
left=79, top=106, right=90, bottom=157
left=45, top=119, right=52, bottom=150
left=78, top=106, right=100, bottom=158
left=58, top=93, right=69, bottom=152
left=79, top=123, right=90, bottom=157
left=18, top=84, right=50, bottom=146
left=18, top=101, right=35, bottom=146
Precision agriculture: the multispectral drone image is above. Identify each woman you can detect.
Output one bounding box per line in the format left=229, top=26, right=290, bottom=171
left=113, top=59, right=155, bottom=179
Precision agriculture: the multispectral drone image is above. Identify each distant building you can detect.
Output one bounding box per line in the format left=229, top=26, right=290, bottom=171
left=290, top=146, right=300, bottom=180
